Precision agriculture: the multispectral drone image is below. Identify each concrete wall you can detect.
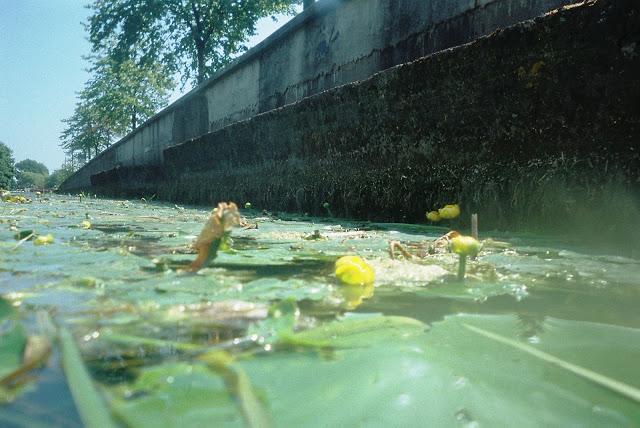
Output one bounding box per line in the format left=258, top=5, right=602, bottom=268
left=84, top=0, right=640, bottom=253
left=61, top=0, right=572, bottom=192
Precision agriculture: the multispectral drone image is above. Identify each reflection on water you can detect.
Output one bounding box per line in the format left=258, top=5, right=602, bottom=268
left=1, top=194, right=639, bottom=426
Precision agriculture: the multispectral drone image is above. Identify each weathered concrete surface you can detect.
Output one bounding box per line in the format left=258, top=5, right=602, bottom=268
left=61, top=0, right=572, bottom=191
left=82, top=0, right=640, bottom=252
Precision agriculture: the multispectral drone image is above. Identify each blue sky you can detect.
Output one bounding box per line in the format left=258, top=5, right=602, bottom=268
left=0, top=1, right=299, bottom=171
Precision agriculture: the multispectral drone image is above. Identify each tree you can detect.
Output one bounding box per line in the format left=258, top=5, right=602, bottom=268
left=15, top=159, right=49, bottom=176
left=0, top=142, right=15, bottom=190
left=15, top=172, right=47, bottom=190
left=60, top=55, right=173, bottom=162
left=14, top=158, right=49, bottom=190
left=83, top=56, right=173, bottom=132
left=46, top=162, right=75, bottom=189
left=60, top=100, right=112, bottom=162
left=87, top=0, right=300, bottom=85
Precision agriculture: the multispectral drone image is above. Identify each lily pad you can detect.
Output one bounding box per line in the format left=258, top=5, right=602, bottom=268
left=232, top=313, right=640, bottom=427
left=0, top=298, right=26, bottom=383
left=109, top=363, right=243, bottom=428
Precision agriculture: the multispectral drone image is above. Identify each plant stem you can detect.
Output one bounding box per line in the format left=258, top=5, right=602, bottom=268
left=471, top=213, right=478, bottom=240
left=457, top=255, right=467, bottom=280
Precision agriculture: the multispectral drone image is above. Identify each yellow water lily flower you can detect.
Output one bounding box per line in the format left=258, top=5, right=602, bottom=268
left=2, top=195, right=28, bottom=204
left=33, top=234, right=54, bottom=246
left=335, top=256, right=375, bottom=286
left=438, top=204, right=460, bottom=219
left=426, top=211, right=441, bottom=222
left=450, top=235, right=482, bottom=257
left=80, top=220, right=91, bottom=229
left=449, top=235, right=482, bottom=280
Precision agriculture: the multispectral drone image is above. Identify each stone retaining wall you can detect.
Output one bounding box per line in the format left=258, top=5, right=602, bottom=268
left=61, top=0, right=572, bottom=191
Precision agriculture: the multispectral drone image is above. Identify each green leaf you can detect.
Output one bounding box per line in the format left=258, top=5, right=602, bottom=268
left=233, top=314, right=640, bottom=427
left=0, top=298, right=26, bottom=383
left=109, top=363, right=243, bottom=428
left=59, top=327, right=116, bottom=428
left=281, top=314, right=427, bottom=348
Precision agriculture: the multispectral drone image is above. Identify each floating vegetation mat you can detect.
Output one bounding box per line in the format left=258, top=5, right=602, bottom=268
left=1, top=194, right=639, bottom=426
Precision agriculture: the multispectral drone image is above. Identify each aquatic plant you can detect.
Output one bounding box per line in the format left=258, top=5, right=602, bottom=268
left=190, top=202, right=240, bottom=271
left=2, top=194, right=29, bottom=204
left=335, top=255, right=375, bottom=286
left=449, top=235, right=481, bottom=280
left=33, top=234, right=54, bottom=246
left=426, top=210, right=441, bottom=222
left=322, top=201, right=333, bottom=217
left=438, top=204, right=460, bottom=219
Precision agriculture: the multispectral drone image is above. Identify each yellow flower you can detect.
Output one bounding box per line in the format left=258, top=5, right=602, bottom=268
left=426, top=211, right=441, bottom=222
left=335, top=256, right=375, bottom=286
left=449, top=235, right=481, bottom=258
left=33, top=234, right=54, bottom=246
left=80, top=220, right=91, bottom=229
left=438, top=204, right=460, bottom=219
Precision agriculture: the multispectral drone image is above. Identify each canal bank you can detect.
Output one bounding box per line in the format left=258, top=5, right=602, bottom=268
left=63, top=0, right=640, bottom=254
left=64, top=0, right=640, bottom=253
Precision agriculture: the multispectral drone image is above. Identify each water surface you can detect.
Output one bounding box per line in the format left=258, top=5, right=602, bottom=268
left=1, top=195, right=639, bottom=427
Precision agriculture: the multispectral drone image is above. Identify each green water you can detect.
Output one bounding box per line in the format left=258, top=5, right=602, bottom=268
left=1, top=194, right=639, bottom=427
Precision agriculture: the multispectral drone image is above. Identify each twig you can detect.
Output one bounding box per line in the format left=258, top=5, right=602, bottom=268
left=12, top=232, right=34, bottom=251
left=389, top=241, right=413, bottom=260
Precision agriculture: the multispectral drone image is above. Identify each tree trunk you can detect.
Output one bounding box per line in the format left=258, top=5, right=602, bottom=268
left=131, top=111, right=137, bottom=130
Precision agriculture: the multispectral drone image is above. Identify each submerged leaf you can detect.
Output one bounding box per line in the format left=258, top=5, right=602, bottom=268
left=109, top=363, right=242, bottom=428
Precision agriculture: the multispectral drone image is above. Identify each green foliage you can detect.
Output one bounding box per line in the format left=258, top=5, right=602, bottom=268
left=0, top=298, right=26, bottom=382
left=60, top=56, right=172, bottom=163
left=83, top=56, right=173, bottom=134
left=14, top=159, right=48, bottom=176
left=15, top=171, right=47, bottom=190
left=0, top=142, right=15, bottom=189
left=232, top=314, right=640, bottom=427
left=110, top=363, right=241, bottom=427
left=0, top=298, right=28, bottom=403
left=59, top=99, right=113, bottom=162
left=46, top=165, right=74, bottom=189
left=87, top=0, right=300, bottom=85
left=58, top=328, right=116, bottom=428
left=13, top=159, right=49, bottom=190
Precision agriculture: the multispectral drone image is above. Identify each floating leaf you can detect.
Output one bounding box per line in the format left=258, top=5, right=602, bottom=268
left=109, top=363, right=242, bottom=428
left=59, top=327, right=116, bottom=428
left=234, top=314, right=640, bottom=427
left=0, top=298, right=27, bottom=384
